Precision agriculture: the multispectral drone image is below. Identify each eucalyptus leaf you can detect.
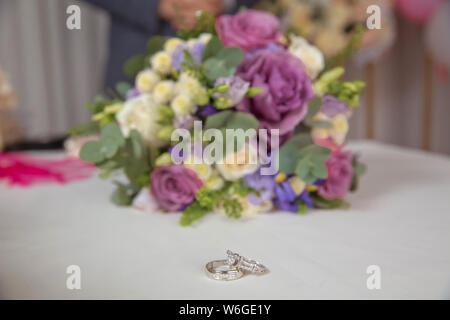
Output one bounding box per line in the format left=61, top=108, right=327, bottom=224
left=79, top=141, right=105, bottom=164
left=100, top=137, right=119, bottom=159
left=202, top=36, right=224, bottom=61
left=101, top=123, right=125, bottom=148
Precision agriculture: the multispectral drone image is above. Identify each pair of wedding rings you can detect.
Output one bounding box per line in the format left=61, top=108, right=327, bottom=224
left=205, top=250, right=269, bottom=281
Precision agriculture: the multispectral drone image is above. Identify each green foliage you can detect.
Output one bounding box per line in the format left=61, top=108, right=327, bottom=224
left=202, top=36, right=225, bottom=61
left=325, top=24, right=365, bottom=71
left=303, top=98, right=332, bottom=129
left=180, top=181, right=258, bottom=226
left=67, top=121, right=99, bottom=137
left=202, top=46, right=243, bottom=83
left=115, top=82, right=132, bottom=100
left=147, top=36, right=168, bottom=55
left=204, top=110, right=258, bottom=131
left=311, top=194, right=350, bottom=209
left=176, top=11, right=217, bottom=40
left=80, top=124, right=151, bottom=205
left=123, top=54, right=147, bottom=79
left=111, top=182, right=141, bottom=206
left=86, top=96, right=120, bottom=114
left=277, top=133, right=332, bottom=185
left=351, top=155, right=367, bottom=192
left=297, top=201, right=308, bottom=215
left=179, top=202, right=210, bottom=226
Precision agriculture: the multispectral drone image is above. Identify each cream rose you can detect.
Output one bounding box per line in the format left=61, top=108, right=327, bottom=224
left=216, top=143, right=259, bottom=181
left=116, top=94, right=168, bottom=148
left=288, top=35, right=325, bottom=79
left=151, top=51, right=172, bottom=75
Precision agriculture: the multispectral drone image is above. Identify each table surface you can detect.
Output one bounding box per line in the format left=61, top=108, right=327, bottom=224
left=1, top=141, right=450, bottom=299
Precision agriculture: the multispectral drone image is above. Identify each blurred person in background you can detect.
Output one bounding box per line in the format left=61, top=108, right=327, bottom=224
left=85, top=0, right=258, bottom=89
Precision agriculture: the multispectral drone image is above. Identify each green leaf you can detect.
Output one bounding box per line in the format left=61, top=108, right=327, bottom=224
left=304, top=97, right=322, bottom=124
left=67, top=121, right=99, bottom=137
left=115, top=82, right=132, bottom=99
left=123, top=54, right=147, bottom=79
left=203, top=58, right=234, bottom=82
left=202, top=36, right=224, bottom=61
left=79, top=141, right=105, bottom=164
left=277, top=133, right=312, bottom=174
left=180, top=202, right=210, bottom=226
left=146, top=36, right=167, bottom=55
left=100, top=137, right=119, bottom=158
left=204, top=111, right=258, bottom=131
left=216, top=47, right=243, bottom=69
left=129, top=130, right=144, bottom=159
left=311, top=194, right=350, bottom=209
left=111, top=182, right=141, bottom=206
left=101, top=123, right=125, bottom=148
left=294, top=145, right=332, bottom=184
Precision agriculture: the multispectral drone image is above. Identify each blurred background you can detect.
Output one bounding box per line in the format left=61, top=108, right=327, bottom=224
left=0, top=0, right=449, bottom=154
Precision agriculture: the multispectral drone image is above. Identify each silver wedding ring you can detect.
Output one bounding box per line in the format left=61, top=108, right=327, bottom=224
left=205, top=250, right=269, bottom=281
left=205, top=260, right=244, bottom=281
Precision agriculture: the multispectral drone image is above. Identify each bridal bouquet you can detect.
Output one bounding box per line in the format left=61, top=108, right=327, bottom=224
left=72, top=10, right=366, bottom=226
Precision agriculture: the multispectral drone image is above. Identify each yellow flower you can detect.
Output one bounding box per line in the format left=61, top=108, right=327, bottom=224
left=136, top=69, right=160, bottom=93
left=151, top=51, right=172, bottom=75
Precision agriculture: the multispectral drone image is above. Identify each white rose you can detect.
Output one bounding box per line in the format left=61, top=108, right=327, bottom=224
left=288, top=35, right=324, bottom=79
left=150, top=51, right=172, bottom=75
left=164, top=38, right=184, bottom=55
left=216, top=143, right=259, bottom=181
left=116, top=94, right=168, bottom=148
left=153, top=80, right=175, bottom=104
left=171, top=94, right=196, bottom=116
left=135, top=69, right=160, bottom=93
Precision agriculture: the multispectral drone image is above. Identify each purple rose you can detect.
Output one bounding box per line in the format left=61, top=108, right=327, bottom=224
left=318, top=151, right=354, bottom=200
left=236, top=50, right=314, bottom=144
left=216, top=10, right=282, bottom=52
left=150, top=165, right=203, bottom=212
left=214, top=76, right=250, bottom=106
left=321, top=96, right=351, bottom=118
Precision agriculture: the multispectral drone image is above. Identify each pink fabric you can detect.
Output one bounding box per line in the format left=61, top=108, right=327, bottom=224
left=0, top=152, right=96, bottom=187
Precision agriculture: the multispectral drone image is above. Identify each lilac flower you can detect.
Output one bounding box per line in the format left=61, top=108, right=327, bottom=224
left=244, top=170, right=276, bottom=205
left=173, top=115, right=196, bottom=130
left=198, top=104, right=219, bottom=117
left=321, top=95, right=351, bottom=118
left=274, top=181, right=299, bottom=212
left=299, top=190, right=314, bottom=208
left=214, top=76, right=250, bottom=106
left=171, top=42, right=205, bottom=71
left=245, top=43, right=284, bottom=60
left=126, top=88, right=141, bottom=100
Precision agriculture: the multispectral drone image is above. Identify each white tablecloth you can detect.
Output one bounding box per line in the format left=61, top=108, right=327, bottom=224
left=1, top=141, right=450, bottom=299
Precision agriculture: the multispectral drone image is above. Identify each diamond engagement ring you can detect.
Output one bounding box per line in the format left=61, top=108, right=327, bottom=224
left=226, top=250, right=269, bottom=275
left=205, top=260, right=244, bottom=281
